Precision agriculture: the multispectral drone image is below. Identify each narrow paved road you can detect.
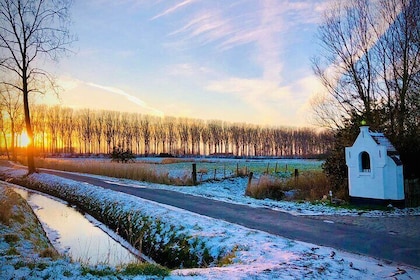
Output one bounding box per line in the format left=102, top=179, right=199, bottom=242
left=35, top=169, right=420, bottom=268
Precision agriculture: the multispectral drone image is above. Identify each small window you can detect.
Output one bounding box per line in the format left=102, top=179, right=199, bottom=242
left=360, top=151, right=371, bottom=172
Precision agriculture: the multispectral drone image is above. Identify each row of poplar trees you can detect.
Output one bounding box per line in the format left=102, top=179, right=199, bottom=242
left=0, top=103, right=333, bottom=159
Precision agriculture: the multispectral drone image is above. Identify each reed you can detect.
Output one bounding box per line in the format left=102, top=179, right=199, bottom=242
left=246, top=171, right=334, bottom=201
left=34, top=158, right=192, bottom=186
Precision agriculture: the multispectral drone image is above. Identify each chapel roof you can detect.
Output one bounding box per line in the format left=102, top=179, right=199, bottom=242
left=369, top=132, right=397, bottom=153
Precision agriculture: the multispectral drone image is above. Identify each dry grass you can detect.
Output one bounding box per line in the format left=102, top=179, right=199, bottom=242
left=245, top=176, right=285, bottom=200
left=34, top=158, right=192, bottom=186
left=246, top=171, right=335, bottom=201
left=160, top=158, right=192, bottom=164
left=0, top=188, right=20, bottom=226
left=39, top=247, right=60, bottom=259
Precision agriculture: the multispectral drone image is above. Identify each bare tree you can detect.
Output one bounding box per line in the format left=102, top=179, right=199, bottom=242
left=165, top=116, right=176, bottom=155
left=0, top=0, right=74, bottom=173
left=0, top=109, right=10, bottom=159
left=0, top=84, right=22, bottom=160
left=177, top=118, right=189, bottom=155
left=31, top=104, right=47, bottom=155
left=47, top=106, right=60, bottom=153
left=140, top=115, right=150, bottom=156
left=80, top=109, right=92, bottom=154
left=374, top=0, right=420, bottom=138
left=312, top=0, right=377, bottom=125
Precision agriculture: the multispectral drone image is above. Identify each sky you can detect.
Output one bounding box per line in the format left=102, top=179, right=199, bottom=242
left=41, top=0, right=331, bottom=127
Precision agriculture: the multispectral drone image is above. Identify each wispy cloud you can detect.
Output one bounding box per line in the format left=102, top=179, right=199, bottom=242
left=166, top=63, right=214, bottom=77
left=151, top=0, right=196, bottom=20
left=206, top=78, right=290, bottom=101
left=87, top=82, right=164, bottom=116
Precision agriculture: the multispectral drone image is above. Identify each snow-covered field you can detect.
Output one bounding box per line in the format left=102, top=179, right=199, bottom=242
left=1, top=164, right=419, bottom=279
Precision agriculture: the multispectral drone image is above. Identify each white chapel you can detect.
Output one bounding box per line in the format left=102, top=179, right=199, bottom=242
left=345, top=126, right=405, bottom=207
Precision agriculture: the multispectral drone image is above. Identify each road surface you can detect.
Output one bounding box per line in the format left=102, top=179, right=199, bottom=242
left=37, top=168, right=420, bottom=268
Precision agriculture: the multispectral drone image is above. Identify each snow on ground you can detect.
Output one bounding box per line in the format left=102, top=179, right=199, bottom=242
left=78, top=171, right=420, bottom=217
left=1, top=165, right=419, bottom=279
left=35, top=157, right=420, bottom=216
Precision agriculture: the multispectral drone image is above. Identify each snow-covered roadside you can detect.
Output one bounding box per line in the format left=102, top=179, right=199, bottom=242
left=10, top=160, right=420, bottom=216
left=1, top=166, right=419, bottom=279
left=57, top=169, right=419, bottom=217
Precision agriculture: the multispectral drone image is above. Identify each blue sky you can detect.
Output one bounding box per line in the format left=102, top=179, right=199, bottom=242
left=43, top=0, right=331, bottom=126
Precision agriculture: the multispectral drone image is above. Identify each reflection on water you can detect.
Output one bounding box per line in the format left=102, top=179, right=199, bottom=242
left=13, top=187, right=139, bottom=266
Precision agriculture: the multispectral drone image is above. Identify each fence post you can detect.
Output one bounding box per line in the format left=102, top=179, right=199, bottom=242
left=192, top=163, right=197, bottom=185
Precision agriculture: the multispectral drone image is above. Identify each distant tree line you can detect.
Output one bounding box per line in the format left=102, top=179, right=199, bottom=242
left=0, top=104, right=333, bottom=158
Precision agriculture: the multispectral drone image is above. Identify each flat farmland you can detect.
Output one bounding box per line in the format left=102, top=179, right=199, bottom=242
left=35, top=157, right=323, bottom=183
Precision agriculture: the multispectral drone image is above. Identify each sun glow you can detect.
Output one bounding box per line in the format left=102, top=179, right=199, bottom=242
left=19, top=131, right=31, bottom=147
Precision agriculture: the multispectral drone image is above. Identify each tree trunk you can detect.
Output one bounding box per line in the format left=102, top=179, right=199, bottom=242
left=23, top=88, right=36, bottom=174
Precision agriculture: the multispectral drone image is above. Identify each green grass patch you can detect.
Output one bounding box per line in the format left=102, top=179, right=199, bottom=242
left=6, top=246, right=20, bottom=256
left=122, top=262, right=170, bottom=277
left=4, top=233, right=19, bottom=243
left=81, top=265, right=116, bottom=277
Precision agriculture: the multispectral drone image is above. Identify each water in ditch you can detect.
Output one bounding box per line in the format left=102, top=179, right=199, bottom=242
left=12, top=187, right=140, bottom=266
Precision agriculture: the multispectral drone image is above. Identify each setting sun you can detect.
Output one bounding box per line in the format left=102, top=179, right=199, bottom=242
left=19, top=131, right=30, bottom=147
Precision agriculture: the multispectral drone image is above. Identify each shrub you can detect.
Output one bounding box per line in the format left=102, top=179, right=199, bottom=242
left=284, top=171, right=332, bottom=201
left=245, top=175, right=284, bottom=200
left=110, top=145, right=135, bottom=163
left=245, top=171, right=341, bottom=202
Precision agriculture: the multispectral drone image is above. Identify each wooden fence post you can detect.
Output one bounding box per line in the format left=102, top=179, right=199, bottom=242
left=192, top=163, right=197, bottom=185
left=236, top=162, right=239, bottom=176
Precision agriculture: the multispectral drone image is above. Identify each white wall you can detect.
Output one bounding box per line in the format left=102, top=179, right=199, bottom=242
left=345, top=126, right=404, bottom=200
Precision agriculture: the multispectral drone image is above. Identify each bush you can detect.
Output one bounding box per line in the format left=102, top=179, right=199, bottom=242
left=245, top=175, right=284, bottom=200
left=110, top=145, right=135, bottom=163
left=245, top=171, right=342, bottom=202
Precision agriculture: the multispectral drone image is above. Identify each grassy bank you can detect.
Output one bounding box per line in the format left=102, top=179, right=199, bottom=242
left=0, top=169, right=234, bottom=270
left=0, top=182, right=170, bottom=279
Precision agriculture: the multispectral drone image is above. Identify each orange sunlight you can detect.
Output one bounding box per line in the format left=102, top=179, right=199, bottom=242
left=18, top=131, right=31, bottom=147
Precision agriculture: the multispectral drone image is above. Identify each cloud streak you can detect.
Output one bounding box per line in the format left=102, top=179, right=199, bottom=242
left=151, top=0, right=196, bottom=20
left=87, top=82, right=164, bottom=116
